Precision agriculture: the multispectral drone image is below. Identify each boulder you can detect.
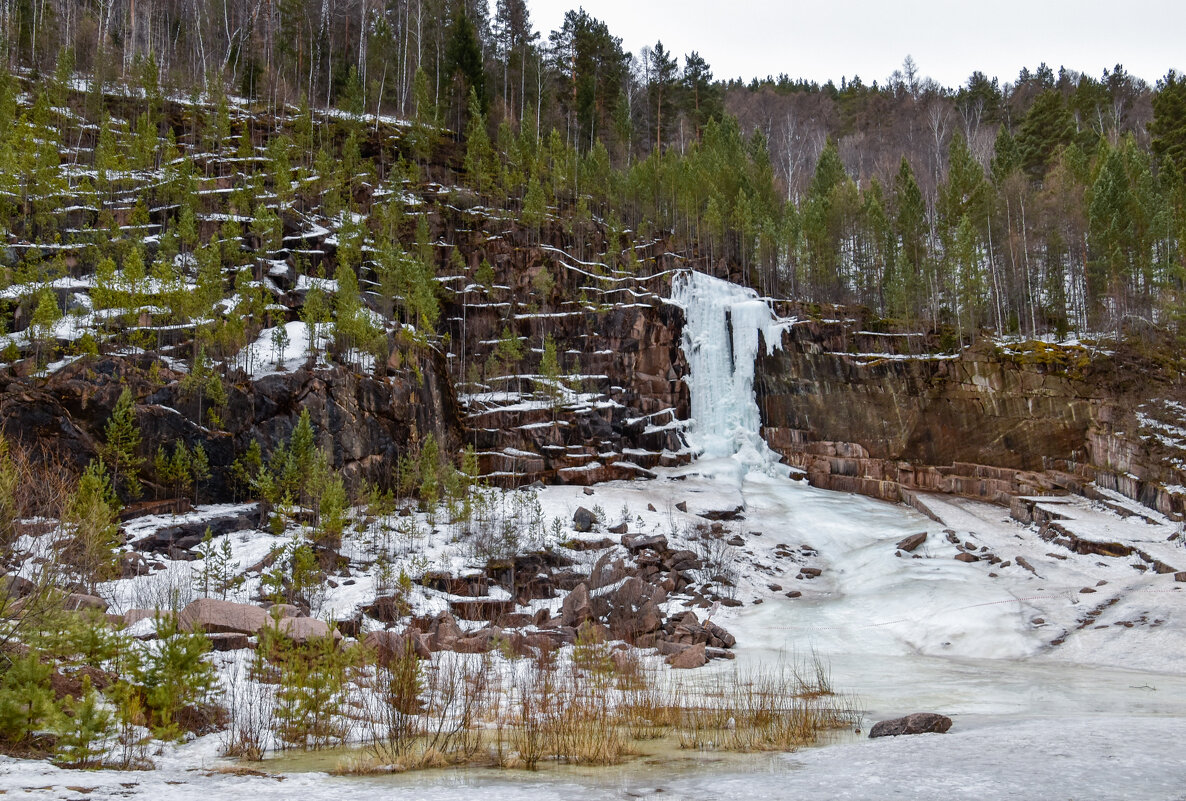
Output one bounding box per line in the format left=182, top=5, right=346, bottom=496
left=118, top=551, right=151, bottom=578
left=179, top=599, right=268, bottom=635
left=705, top=620, right=736, bottom=648
left=366, top=630, right=431, bottom=663
left=622, top=533, right=668, bottom=553
left=277, top=616, right=341, bottom=643
left=63, top=593, right=109, bottom=613
left=122, top=608, right=160, bottom=627
left=207, top=632, right=251, bottom=651
left=698, top=506, right=744, bottom=521
left=896, top=532, right=927, bottom=552
left=561, top=583, right=593, bottom=627
left=366, top=595, right=409, bottom=623
left=429, top=612, right=464, bottom=651
left=449, top=599, right=515, bottom=622
left=0, top=574, right=36, bottom=599
left=566, top=537, right=615, bottom=552
left=666, top=642, right=707, bottom=669
left=573, top=507, right=597, bottom=533
left=869, top=713, right=953, bottom=738
left=588, top=553, right=627, bottom=591
left=267, top=603, right=304, bottom=618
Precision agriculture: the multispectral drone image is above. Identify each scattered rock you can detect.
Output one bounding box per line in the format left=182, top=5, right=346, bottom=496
left=449, top=599, right=516, bottom=622
left=785, top=590, right=802, bottom=598
left=869, top=713, right=953, bottom=738
left=179, top=599, right=268, bottom=635
left=0, top=574, right=35, bottom=598
left=954, top=552, right=979, bottom=563
left=647, top=504, right=657, bottom=512
left=207, top=633, right=251, bottom=651
left=366, top=630, right=432, bottom=662
left=583, top=488, right=595, bottom=496
left=428, top=612, right=464, bottom=651
left=566, top=537, right=615, bottom=551
left=1175, top=572, right=1186, bottom=582
left=622, top=533, right=668, bottom=552
left=63, top=593, right=109, bottom=613
left=896, top=532, right=927, bottom=552
left=1079, top=587, right=1096, bottom=594
left=560, top=583, right=593, bottom=627
left=607, top=522, right=628, bottom=535
left=675, top=501, right=688, bottom=513
left=573, top=507, right=597, bottom=533
left=267, top=603, right=303, bottom=619
left=666, top=642, right=707, bottom=669
left=122, top=608, right=159, bottom=627
left=118, top=551, right=151, bottom=578
left=726, top=536, right=745, bottom=546
left=699, top=506, right=744, bottom=521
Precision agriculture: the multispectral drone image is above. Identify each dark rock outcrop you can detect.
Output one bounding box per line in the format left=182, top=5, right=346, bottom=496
left=869, top=712, right=953, bottom=738
left=0, top=352, right=460, bottom=504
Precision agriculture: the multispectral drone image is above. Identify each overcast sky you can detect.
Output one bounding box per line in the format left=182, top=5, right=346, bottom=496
left=524, top=0, right=1185, bottom=89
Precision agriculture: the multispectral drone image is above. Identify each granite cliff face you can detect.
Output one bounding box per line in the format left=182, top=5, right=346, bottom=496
left=753, top=318, right=1186, bottom=518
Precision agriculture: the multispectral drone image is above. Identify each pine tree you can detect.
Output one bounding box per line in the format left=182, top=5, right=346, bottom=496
left=316, top=473, right=348, bottom=549
left=1017, top=90, right=1075, bottom=180
left=539, top=333, right=562, bottom=404
left=464, top=89, right=494, bottom=196
left=140, top=614, right=215, bottom=738
left=0, top=652, right=58, bottom=744
left=190, top=443, right=211, bottom=504
left=522, top=175, right=546, bottom=239
left=67, top=460, right=121, bottom=591
left=647, top=41, right=679, bottom=152
left=55, top=675, right=113, bottom=768
left=101, top=388, right=143, bottom=500
left=29, top=287, right=60, bottom=367
left=1150, top=71, right=1186, bottom=172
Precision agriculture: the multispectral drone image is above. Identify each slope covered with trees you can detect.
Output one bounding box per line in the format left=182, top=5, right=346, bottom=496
left=0, top=2, right=1181, bottom=340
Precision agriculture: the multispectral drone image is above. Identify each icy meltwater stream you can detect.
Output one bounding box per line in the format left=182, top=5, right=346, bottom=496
left=6, top=271, right=1185, bottom=799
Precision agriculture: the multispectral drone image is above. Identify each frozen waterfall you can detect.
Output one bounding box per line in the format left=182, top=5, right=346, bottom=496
left=670, top=271, right=790, bottom=474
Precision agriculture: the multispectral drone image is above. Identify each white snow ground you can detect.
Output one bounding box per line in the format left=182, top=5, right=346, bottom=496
left=4, top=270, right=1185, bottom=798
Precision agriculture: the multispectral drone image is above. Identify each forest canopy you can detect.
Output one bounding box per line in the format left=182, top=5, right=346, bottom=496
left=0, top=0, right=1184, bottom=337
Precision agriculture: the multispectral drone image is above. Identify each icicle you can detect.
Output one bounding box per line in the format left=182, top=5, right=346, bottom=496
left=671, top=271, right=790, bottom=475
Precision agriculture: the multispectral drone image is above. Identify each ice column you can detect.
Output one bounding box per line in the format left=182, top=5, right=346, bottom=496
left=671, top=271, right=788, bottom=473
